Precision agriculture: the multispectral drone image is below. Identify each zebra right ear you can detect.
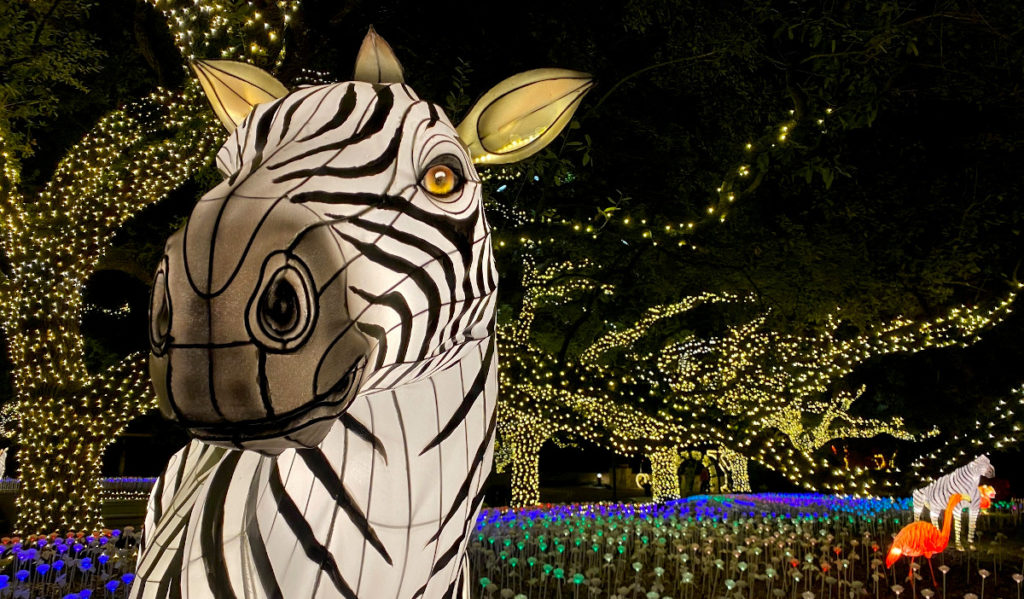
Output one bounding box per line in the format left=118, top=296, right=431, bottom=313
left=191, top=60, right=289, bottom=133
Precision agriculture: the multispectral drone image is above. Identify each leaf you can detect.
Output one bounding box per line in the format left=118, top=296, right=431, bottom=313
left=820, top=167, right=835, bottom=189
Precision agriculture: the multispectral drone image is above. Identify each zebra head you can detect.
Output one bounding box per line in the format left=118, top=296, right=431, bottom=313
left=148, top=29, right=592, bottom=453
left=972, top=454, right=995, bottom=477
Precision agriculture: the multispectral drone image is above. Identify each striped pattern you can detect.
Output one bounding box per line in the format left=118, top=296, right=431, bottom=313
left=911, top=454, right=993, bottom=550
left=135, top=80, right=498, bottom=597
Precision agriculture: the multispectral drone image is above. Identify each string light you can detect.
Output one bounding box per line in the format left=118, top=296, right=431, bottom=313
left=148, top=0, right=298, bottom=68
left=0, top=0, right=270, bottom=533
left=487, top=106, right=837, bottom=251
left=496, top=250, right=1018, bottom=505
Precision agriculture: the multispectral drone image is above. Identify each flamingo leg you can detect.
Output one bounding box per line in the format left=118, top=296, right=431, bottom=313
left=927, top=557, right=937, bottom=588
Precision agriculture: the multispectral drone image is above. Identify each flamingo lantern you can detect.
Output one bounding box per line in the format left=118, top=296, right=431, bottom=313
left=979, top=484, right=996, bottom=509
left=887, top=492, right=963, bottom=584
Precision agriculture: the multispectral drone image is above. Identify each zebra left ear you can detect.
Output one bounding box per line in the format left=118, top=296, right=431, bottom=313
left=191, top=60, right=289, bottom=133
left=456, top=68, right=594, bottom=165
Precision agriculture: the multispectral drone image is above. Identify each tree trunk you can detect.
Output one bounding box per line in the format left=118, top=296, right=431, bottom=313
left=718, top=446, right=751, bottom=492
left=16, top=405, right=105, bottom=533
left=506, top=428, right=546, bottom=507
left=650, top=446, right=681, bottom=502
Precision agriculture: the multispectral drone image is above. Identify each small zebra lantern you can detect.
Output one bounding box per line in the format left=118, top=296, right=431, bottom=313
left=912, top=454, right=995, bottom=551
left=134, top=28, right=591, bottom=599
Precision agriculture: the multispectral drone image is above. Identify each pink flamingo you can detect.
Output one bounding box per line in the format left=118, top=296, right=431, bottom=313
left=887, top=492, right=963, bottom=585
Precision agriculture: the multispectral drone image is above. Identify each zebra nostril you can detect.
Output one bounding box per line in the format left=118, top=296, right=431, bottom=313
left=249, top=252, right=317, bottom=351
left=149, top=257, right=172, bottom=355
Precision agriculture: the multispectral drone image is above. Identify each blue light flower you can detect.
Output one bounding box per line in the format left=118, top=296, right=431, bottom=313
left=111, top=530, right=121, bottom=537
left=98, top=537, right=108, bottom=545
left=73, top=543, right=83, bottom=552
left=79, top=557, right=92, bottom=571
left=36, top=563, right=49, bottom=575
left=121, top=573, right=135, bottom=585
left=15, top=569, right=28, bottom=581
left=0, top=574, right=8, bottom=589
left=104, top=580, right=120, bottom=592
left=53, top=559, right=65, bottom=571
left=62, top=594, right=79, bottom=599
left=80, top=590, right=93, bottom=598
left=98, top=554, right=109, bottom=565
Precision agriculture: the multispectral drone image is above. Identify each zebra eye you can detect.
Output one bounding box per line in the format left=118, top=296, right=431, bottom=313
left=420, top=163, right=463, bottom=198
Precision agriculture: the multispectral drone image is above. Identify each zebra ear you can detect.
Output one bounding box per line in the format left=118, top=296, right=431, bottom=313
left=353, top=26, right=405, bottom=84
left=456, top=68, right=594, bottom=165
left=191, top=60, right=289, bottom=133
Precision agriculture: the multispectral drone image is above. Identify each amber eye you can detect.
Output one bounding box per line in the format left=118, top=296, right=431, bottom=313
left=421, top=163, right=462, bottom=198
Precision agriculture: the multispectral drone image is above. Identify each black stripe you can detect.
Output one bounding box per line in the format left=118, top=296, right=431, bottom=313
left=154, top=541, right=185, bottom=599
left=245, top=462, right=284, bottom=599
left=338, top=231, right=442, bottom=359
left=440, top=577, right=460, bottom=599
left=349, top=216, right=458, bottom=302
left=249, top=99, right=284, bottom=175
left=199, top=451, right=243, bottom=599
left=411, top=581, right=430, bottom=599
left=296, top=449, right=393, bottom=565
left=273, top=125, right=403, bottom=183
left=151, top=471, right=166, bottom=525
left=356, top=321, right=389, bottom=370
left=432, top=487, right=487, bottom=578
left=268, top=464, right=358, bottom=599
left=474, top=241, right=487, bottom=297
left=351, top=287, right=413, bottom=359
left=297, top=83, right=358, bottom=141
left=269, top=86, right=394, bottom=170
left=278, top=88, right=314, bottom=140
left=227, top=109, right=258, bottom=186
left=340, top=412, right=387, bottom=463
left=172, top=442, right=193, bottom=492
left=392, top=391, right=414, bottom=592
left=421, top=341, right=495, bottom=455
left=257, top=349, right=275, bottom=417
left=428, top=403, right=498, bottom=544
left=295, top=191, right=476, bottom=267
left=431, top=538, right=462, bottom=577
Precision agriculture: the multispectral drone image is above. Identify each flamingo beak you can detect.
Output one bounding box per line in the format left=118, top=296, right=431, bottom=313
left=885, top=547, right=901, bottom=568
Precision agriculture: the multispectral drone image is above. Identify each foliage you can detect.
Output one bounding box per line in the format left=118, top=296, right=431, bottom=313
left=0, top=1, right=105, bottom=173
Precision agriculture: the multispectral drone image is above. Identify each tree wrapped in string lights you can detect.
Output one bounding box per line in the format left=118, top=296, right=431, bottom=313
left=0, top=84, right=218, bottom=532
left=641, top=287, right=1019, bottom=495
left=497, top=249, right=1019, bottom=505
left=0, top=0, right=297, bottom=532
left=496, top=255, right=749, bottom=504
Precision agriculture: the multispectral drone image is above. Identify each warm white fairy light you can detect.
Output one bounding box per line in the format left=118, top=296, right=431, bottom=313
left=147, top=0, right=298, bottom=68
left=497, top=249, right=1018, bottom=504
left=0, top=0, right=295, bottom=533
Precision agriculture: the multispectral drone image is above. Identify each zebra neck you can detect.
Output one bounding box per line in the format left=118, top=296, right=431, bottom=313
left=254, top=338, right=498, bottom=598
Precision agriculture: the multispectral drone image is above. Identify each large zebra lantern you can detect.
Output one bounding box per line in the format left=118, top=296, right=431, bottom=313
left=135, top=29, right=592, bottom=598
left=911, top=454, right=994, bottom=551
